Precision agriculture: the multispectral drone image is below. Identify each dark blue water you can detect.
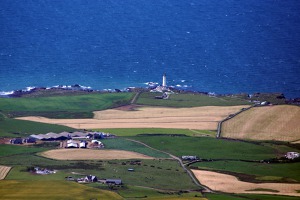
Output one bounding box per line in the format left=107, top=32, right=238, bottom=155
left=1, top=0, right=300, bottom=97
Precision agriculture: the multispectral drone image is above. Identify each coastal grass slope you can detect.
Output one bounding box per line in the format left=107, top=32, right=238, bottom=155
left=0, top=93, right=134, bottom=118
left=222, top=105, right=300, bottom=142
left=136, top=92, right=251, bottom=107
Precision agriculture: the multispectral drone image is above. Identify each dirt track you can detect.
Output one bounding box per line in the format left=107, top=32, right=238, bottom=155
left=222, top=105, right=300, bottom=141
left=40, top=149, right=154, bottom=160
left=17, top=106, right=247, bottom=130
left=192, top=169, right=300, bottom=197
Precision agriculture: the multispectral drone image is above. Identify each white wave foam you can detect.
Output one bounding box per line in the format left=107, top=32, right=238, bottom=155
left=0, top=91, right=14, bottom=96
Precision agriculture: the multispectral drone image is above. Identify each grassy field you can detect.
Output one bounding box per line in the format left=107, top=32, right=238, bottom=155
left=97, top=128, right=215, bottom=137
left=116, top=185, right=205, bottom=200
left=0, top=93, right=134, bottom=118
left=0, top=116, right=75, bottom=137
left=130, top=135, right=280, bottom=160
left=136, top=92, right=251, bottom=107
left=0, top=144, right=47, bottom=157
left=102, top=138, right=170, bottom=158
left=222, top=105, right=300, bottom=142
left=0, top=180, right=123, bottom=200
left=191, top=161, right=300, bottom=183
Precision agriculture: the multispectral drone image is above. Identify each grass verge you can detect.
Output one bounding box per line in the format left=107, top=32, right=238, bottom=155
left=136, top=92, right=251, bottom=107
left=97, top=128, right=215, bottom=137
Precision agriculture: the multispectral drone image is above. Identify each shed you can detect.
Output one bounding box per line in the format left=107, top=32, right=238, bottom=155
left=10, top=138, right=23, bottom=144
left=106, top=179, right=122, bottom=185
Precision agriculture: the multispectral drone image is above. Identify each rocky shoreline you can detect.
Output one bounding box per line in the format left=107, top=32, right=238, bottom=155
left=0, top=84, right=299, bottom=105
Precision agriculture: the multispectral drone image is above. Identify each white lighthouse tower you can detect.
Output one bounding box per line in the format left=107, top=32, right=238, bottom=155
left=162, top=73, right=167, bottom=88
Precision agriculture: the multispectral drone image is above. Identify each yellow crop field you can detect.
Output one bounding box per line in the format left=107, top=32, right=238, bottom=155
left=17, top=105, right=248, bottom=130
left=0, top=165, right=11, bottom=180
left=40, top=149, right=154, bottom=160
left=222, top=105, right=300, bottom=141
left=192, top=169, right=300, bottom=197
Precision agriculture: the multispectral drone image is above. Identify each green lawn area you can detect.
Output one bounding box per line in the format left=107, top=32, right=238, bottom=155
left=130, top=136, right=279, bottom=160
left=191, top=160, right=300, bottom=183
left=0, top=180, right=123, bottom=200
left=0, top=117, right=75, bottom=137
left=116, top=185, right=205, bottom=200
left=136, top=92, right=251, bottom=107
left=6, top=159, right=199, bottom=191
left=66, top=159, right=199, bottom=191
left=102, top=138, right=170, bottom=158
left=0, top=93, right=134, bottom=118
left=97, top=128, right=215, bottom=137
left=0, top=144, right=47, bottom=157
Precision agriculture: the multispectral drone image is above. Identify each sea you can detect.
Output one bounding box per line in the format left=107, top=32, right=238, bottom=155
left=0, top=0, right=300, bottom=98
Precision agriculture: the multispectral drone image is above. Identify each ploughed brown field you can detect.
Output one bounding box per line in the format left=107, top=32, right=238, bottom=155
left=17, top=105, right=248, bottom=130
left=40, top=149, right=154, bottom=160
left=0, top=165, right=11, bottom=180
left=222, top=105, right=300, bottom=142
left=192, top=169, right=300, bottom=197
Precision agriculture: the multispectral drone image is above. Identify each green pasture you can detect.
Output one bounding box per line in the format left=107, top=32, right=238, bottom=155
left=130, top=136, right=279, bottom=160
left=98, top=128, right=215, bottom=137
left=0, top=180, right=123, bottom=200
left=6, top=159, right=199, bottom=191
left=102, top=138, right=170, bottom=158
left=0, top=144, right=46, bottom=157
left=191, top=160, right=300, bottom=183
left=136, top=92, right=251, bottom=107
left=0, top=93, right=133, bottom=118
left=0, top=117, right=75, bottom=137
left=116, top=185, right=205, bottom=200
left=64, top=159, right=198, bottom=191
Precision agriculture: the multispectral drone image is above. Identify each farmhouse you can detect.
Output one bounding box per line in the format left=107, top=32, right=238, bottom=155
left=84, top=175, right=98, bottom=182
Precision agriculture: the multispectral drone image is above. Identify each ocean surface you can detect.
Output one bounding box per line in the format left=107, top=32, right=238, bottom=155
left=0, top=0, right=300, bottom=97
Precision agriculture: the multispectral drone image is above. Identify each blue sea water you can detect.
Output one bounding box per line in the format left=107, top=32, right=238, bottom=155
left=0, top=0, right=300, bottom=97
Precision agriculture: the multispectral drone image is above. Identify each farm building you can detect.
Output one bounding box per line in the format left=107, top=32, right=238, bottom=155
left=286, top=152, right=300, bottom=160
left=84, top=175, right=98, bottom=182
left=106, top=179, right=122, bottom=185
left=79, top=141, right=88, bottom=148
left=10, top=138, right=23, bottom=144
left=67, top=140, right=78, bottom=148
left=23, top=137, right=36, bottom=143
left=181, top=156, right=198, bottom=160
left=30, top=131, right=114, bottom=141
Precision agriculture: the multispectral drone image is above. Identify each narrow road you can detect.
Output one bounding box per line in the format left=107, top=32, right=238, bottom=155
left=130, top=92, right=141, bottom=104
left=125, top=138, right=213, bottom=193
